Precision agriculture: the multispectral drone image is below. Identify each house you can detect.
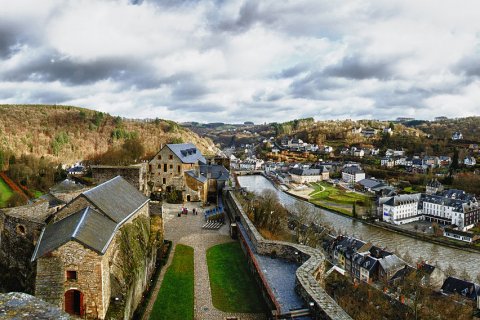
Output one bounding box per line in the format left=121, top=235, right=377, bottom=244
left=31, top=176, right=159, bottom=319
left=383, top=127, right=393, bottom=135
left=352, top=147, right=365, bottom=158
left=441, top=277, right=480, bottom=302
left=379, top=193, right=422, bottom=225
left=443, top=228, right=478, bottom=243
left=362, top=128, right=377, bottom=138
left=342, top=166, right=366, bottom=185
left=452, top=131, right=463, bottom=140
left=381, top=157, right=394, bottom=168
left=464, top=156, right=477, bottom=167
left=426, top=179, right=444, bottom=195
left=357, top=178, right=385, bottom=193
left=323, top=146, right=334, bottom=153
left=378, top=254, right=407, bottom=284
left=149, top=143, right=206, bottom=198
left=352, top=127, right=363, bottom=134
left=289, top=167, right=329, bottom=184
left=360, top=255, right=379, bottom=284
left=417, top=261, right=445, bottom=290
left=67, top=165, right=85, bottom=175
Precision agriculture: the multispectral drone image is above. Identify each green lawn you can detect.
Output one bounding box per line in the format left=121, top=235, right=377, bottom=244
left=309, top=182, right=368, bottom=204
left=309, top=182, right=372, bottom=216
left=150, top=244, right=194, bottom=320
left=207, top=242, right=267, bottom=313
left=0, top=177, right=13, bottom=207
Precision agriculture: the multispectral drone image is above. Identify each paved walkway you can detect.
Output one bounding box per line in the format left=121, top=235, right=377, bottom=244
left=144, top=202, right=266, bottom=320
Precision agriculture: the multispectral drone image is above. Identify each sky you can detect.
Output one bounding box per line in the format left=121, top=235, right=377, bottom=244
left=1, top=0, right=480, bottom=123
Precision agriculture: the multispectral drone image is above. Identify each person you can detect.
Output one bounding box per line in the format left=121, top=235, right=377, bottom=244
left=193, top=208, right=196, bottom=215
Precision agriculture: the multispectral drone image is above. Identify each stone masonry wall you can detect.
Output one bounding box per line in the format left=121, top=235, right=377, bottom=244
left=52, top=196, right=93, bottom=222
left=0, top=202, right=52, bottom=293
left=225, top=191, right=352, bottom=320
left=91, top=165, right=148, bottom=195
left=35, top=241, right=107, bottom=319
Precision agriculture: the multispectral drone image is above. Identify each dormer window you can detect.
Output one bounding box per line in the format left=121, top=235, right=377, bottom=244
left=66, top=270, right=77, bottom=281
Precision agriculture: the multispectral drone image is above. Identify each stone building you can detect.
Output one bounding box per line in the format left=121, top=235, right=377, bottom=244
left=32, top=176, right=159, bottom=319
left=0, top=201, right=53, bottom=293
left=148, top=143, right=206, bottom=201
left=91, top=164, right=148, bottom=195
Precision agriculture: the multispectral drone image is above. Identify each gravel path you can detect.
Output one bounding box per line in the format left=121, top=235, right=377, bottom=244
left=144, top=202, right=266, bottom=320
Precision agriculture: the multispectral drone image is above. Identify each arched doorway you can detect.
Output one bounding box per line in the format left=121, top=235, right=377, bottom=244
left=186, top=194, right=191, bottom=202
left=64, top=289, right=84, bottom=316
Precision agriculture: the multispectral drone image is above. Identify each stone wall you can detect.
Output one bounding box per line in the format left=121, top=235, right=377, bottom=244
left=52, top=196, right=92, bottom=222
left=0, top=201, right=52, bottom=293
left=91, top=164, right=148, bottom=195
left=35, top=241, right=107, bottom=319
left=225, top=191, right=352, bottom=320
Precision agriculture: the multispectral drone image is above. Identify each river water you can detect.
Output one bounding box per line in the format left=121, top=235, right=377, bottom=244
left=238, top=175, right=479, bottom=279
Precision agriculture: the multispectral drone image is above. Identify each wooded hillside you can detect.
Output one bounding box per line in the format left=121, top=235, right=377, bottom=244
left=0, top=105, right=217, bottom=165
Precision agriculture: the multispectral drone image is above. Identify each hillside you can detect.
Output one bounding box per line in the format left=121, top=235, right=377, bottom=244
left=0, top=105, right=217, bottom=165
left=406, top=117, right=480, bottom=142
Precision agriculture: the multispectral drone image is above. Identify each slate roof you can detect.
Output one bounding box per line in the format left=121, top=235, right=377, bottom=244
left=441, top=277, right=480, bottom=300
left=32, top=206, right=117, bottom=261
left=32, top=176, right=149, bottom=261
left=361, top=256, right=378, bottom=272
left=289, top=168, right=323, bottom=176
left=185, top=170, right=207, bottom=183
left=199, top=164, right=230, bottom=180
left=379, top=254, right=406, bottom=273
left=166, top=143, right=206, bottom=164
left=83, top=176, right=149, bottom=223
left=358, top=178, right=384, bottom=189
left=343, top=166, right=364, bottom=174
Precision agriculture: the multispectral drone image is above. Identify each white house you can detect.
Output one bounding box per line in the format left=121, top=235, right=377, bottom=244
left=451, top=131, right=463, bottom=140
left=289, top=167, right=329, bottom=184
left=381, top=157, right=394, bottom=168
left=379, top=194, right=422, bottom=225
left=464, top=156, right=476, bottom=167
left=342, top=166, right=366, bottom=185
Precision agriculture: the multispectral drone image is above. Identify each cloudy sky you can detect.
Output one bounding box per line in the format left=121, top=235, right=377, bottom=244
left=1, top=0, right=480, bottom=123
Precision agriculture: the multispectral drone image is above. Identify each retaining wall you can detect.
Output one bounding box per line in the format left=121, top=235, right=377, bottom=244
left=224, top=190, right=352, bottom=320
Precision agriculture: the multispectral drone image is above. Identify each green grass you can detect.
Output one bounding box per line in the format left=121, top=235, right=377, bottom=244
left=207, top=242, right=267, bottom=313
left=309, top=182, right=368, bottom=204
left=0, top=177, right=13, bottom=207
left=32, top=190, right=43, bottom=198
left=150, top=244, right=194, bottom=320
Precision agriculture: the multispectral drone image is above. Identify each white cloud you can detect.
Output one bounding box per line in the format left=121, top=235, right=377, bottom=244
left=0, top=0, right=479, bottom=123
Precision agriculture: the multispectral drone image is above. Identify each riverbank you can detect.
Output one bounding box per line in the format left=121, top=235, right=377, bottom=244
left=260, top=173, right=480, bottom=254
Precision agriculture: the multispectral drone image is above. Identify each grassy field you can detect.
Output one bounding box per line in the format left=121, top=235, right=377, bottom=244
left=207, top=242, right=267, bottom=313
left=309, top=182, right=372, bottom=216
left=150, top=244, right=194, bottom=320
left=0, top=177, right=13, bottom=207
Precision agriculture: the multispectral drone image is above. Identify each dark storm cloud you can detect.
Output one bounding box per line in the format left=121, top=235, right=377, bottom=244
left=1, top=51, right=164, bottom=89
left=324, top=55, right=394, bottom=80
left=288, top=71, right=344, bottom=99
left=455, top=55, right=480, bottom=78
left=171, top=78, right=209, bottom=100
left=0, top=24, right=23, bottom=58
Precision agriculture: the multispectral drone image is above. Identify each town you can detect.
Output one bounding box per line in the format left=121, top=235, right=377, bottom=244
left=1, top=108, right=480, bottom=320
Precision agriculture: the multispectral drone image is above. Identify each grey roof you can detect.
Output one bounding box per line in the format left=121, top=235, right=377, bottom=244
left=289, top=168, right=322, bottom=176
left=185, top=170, right=207, bottom=183
left=199, top=164, right=230, bottom=180
left=441, top=277, right=479, bottom=299
left=343, top=166, right=364, bottom=174
left=361, top=256, right=378, bottom=272
left=379, top=254, right=406, bottom=273
left=358, top=178, right=384, bottom=189
left=83, top=176, right=149, bottom=223
left=166, top=143, right=206, bottom=164
left=32, top=206, right=117, bottom=260
left=50, top=179, right=85, bottom=193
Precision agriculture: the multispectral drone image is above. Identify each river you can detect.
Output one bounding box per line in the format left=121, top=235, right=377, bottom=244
left=237, top=174, right=479, bottom=279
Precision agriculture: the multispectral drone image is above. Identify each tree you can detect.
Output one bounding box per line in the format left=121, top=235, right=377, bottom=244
left=460, top=267, right=471, bottom=281
left=444, top=264, right=456, bottom=277
left=449, top=148, right=459, bottom=178
left=7, top=192, right=27, bottom=207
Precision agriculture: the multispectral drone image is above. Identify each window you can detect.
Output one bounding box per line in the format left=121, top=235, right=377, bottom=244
left=169, top=154, right=173, bottom=160
left=16, top=224, right=26, bottom=236
left=163, top=164, right=167, bottom=172
left=158, top=155, right=162, bottom=160
left=169, top=164, right=173, bottom=170
left=178, top=165, right=181, bottom=173
left=66, top=270, right=77, bottom=281
left=162, top=178, right=166, bottom=184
